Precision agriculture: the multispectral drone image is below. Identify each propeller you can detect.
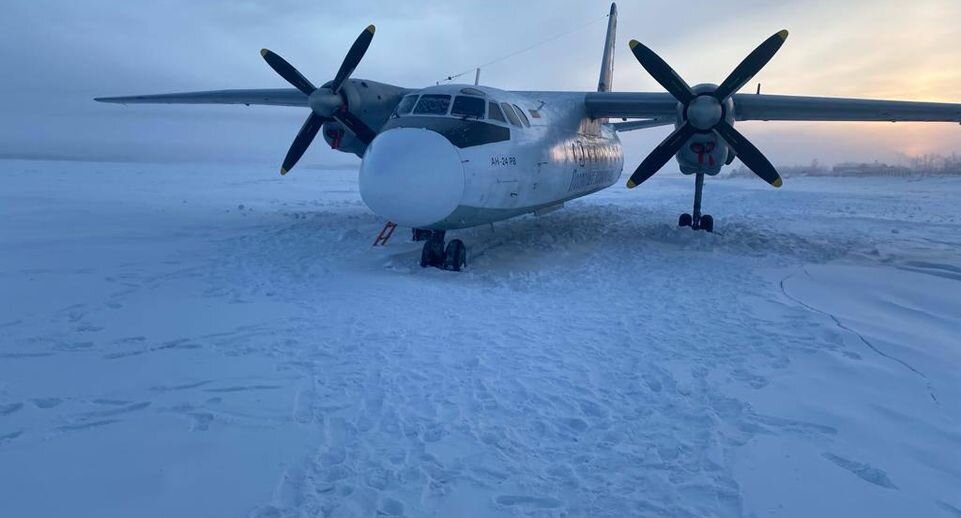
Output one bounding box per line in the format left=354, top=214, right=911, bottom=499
left=261, top=25, right=378, bottom=175
left=626, top=30, right=788, bottom=189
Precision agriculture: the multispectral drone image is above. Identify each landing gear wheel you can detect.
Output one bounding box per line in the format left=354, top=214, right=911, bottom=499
left=444, top=239, right=467, bottom=271
left=699, top=214, right=714, bottom=233
left=420, top=238, right=445, bottom=268
left=678, top=213, right=693, bottom=227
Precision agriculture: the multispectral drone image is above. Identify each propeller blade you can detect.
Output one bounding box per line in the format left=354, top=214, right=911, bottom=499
left=331, top=25, right=376, bottom=93
left=280, top=113, right=327, bottom=175
left=713, top=30, right=789, bottom=101
left=260, top=49, right=316, bottom=96
left=333, top=109, right=377, bottom=145
left=714, top=121, right=782, bottom=187
left=628, top=40, right=695, bottom=105
left=627, top=123, right=698, bottom=188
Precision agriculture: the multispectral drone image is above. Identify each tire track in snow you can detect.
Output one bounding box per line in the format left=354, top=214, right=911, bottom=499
left=778, top=268, right=939, bottom=405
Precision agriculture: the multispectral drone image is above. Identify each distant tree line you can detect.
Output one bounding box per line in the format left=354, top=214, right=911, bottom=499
left=727, top=153, right=961, bottom=178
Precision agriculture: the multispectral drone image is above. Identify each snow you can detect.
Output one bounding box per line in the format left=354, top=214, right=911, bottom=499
left=1, top=159, right=960, bottom=517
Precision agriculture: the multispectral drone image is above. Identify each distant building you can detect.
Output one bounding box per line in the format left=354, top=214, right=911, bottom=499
left=832, top=162, right=912, bottom=177
left=726, top=154, right=961, bottom=178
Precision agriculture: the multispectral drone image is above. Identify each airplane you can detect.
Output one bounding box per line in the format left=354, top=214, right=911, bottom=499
left=97, top=3, right=961, bottom=271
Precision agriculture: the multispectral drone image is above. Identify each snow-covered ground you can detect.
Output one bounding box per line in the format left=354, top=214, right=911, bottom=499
left=1, top=159, right=959, bottom=518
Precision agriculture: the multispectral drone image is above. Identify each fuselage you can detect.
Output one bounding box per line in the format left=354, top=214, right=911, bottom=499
left=358, top=84, right=624, bottom=230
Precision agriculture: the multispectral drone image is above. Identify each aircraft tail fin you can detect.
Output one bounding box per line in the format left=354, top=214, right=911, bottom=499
left=597, top=3, right=617, bottom=92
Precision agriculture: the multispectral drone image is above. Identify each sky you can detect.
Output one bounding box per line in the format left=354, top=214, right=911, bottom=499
left=1, top=0, right=960, bottom=168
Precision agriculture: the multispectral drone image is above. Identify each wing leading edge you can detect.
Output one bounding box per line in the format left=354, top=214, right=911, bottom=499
left=732, top=93, right=961, bottom=122
left=95, top=88, right=308, bottom=107
left=585, top=91, right=961, bottom=123
left=98, top=88, right=961, bottom=124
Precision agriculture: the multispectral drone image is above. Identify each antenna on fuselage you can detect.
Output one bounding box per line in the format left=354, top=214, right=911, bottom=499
left=474, top=68, right=481, bottom=86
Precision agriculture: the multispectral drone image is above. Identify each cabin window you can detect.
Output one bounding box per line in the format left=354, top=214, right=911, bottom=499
left=394, top=95, right=418, bottom=116
left=500, top=103, right=522, bottom=127
left=512, top=104, right=530, bottom=127
left=488, top=102, right=506, bottom=123
left=413, top=94, right=452, bottom=115
left=451, top=95, right=486, bottom=119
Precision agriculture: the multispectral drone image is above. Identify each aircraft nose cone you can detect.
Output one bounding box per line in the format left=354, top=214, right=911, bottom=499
left=359, top=128, right=465, bottom=228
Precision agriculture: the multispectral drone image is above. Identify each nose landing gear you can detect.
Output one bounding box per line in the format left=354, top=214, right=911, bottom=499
left=419, top=231, right=467, bottom=271
left=679, top=172, right=714, bottom=232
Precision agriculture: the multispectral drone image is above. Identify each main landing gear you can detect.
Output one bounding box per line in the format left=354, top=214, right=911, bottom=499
left=419, top=230, right=467, bottom=271
left=679, top=172, right=714, bottom=233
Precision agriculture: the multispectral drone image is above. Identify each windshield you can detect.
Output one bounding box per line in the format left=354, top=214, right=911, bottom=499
left=451, top=96, right=486, bottom=119
left=513, top=104, right=531, bottom=127
left=500, top=103, right=522, bottom=127
left=488, top=102, right=506, bottom=123
left=413, top=95, right=452, bottom=115
left=393, top=95, right=418, bottom=117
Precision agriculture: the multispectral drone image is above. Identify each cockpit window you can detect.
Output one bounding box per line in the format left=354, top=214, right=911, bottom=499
left=394, top=95, right=418, bottom=116
left=500, top=103, right=522, bottom=127
left=488, top=102, right=506, bottom=123
left=451, top=96, right=486, bottom=119
left=512, top=104, right=530, bottom=127
left=413, top=94, right=452, bottom=115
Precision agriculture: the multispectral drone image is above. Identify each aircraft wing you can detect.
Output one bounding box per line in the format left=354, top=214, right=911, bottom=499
left=612, top=119, right=674, bottom=132
left=585, top=91, right=961, bottom=123
left=95, top=88, right=308, bottom=107
left=584, top=92, right=679, bottom=119
left=732, top=93, right=961, bottom=122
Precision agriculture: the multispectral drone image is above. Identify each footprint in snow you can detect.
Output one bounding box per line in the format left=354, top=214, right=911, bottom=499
left=58, top=419, right=120, bottom=432
left=32, top=398, right=63, bottom=409
left=0, top=403, right=24, bottom=416
left=378, top=497, right=404, bottom=516
left=495, top=495, right=562, bottom=509
left=822, top=452, right=898, bottom=489
left=0, top=430, right=23, bottom=443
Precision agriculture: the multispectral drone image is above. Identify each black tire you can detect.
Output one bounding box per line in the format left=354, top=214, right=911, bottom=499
left=700, top=214, right=714, bottom=233
left=678, top=213, right=693, bottom=227
left=421, top=239, right=446, bottom=268
left=420, top=242, right=433, bottom=268
left=444, top=239, right=467, bottom=271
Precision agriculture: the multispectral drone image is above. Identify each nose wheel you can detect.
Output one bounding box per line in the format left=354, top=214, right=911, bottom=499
left=679, top=172, right=714, bottom=232
left=419, top=231, right=467, bottom=271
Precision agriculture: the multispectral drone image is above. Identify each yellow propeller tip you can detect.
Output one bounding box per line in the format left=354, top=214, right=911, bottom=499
left=626, top=180, right=637, bottom=189
left=366, top=24, right=376, bottom=34
left=772, top=178, right=783, bottom=188
left=629, top=40, right=640, bottom=50
left=260, top=48, right=269, bottom=57
left=777, top=29, right=789, bottom=40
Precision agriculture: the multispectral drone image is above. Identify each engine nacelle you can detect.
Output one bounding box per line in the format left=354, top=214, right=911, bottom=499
left=676, top=133, right=729, bottom=175
left=321, top=78, right=409, bottom=157
left=674, top=83, right=735, bottom=176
